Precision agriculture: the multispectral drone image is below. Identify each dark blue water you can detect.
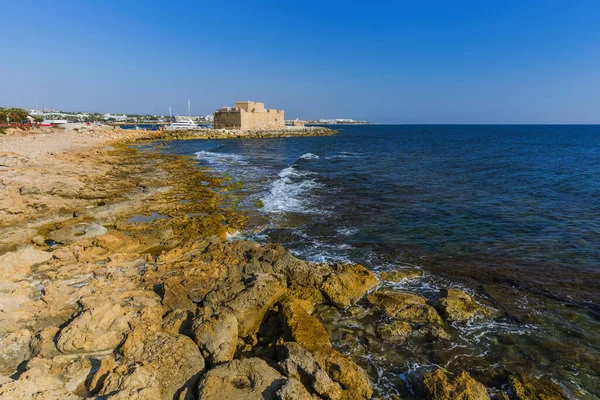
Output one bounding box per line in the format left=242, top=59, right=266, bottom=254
left=159, top=125, right=600, bottom=398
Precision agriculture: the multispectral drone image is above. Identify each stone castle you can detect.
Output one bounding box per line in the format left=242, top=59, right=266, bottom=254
left=214, top=101, right=284, bottom=130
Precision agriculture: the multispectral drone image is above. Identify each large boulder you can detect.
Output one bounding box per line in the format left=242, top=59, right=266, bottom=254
left=97, top=333, right=205, bottom=399
left=379, top=267, right=422, bottom=282
left=197, top=357, right=295, bottom=400
left=221, top=272, right=288, bottom=338
left=0, top=246, right=52, bottom=282
left=0, top=329, right=32, bottom=375
left=423, top=369, right=488, bottom=400
left=508, top=373, right=565, bottom=400
left=321, top=264, right=378, bottom=308
left=277, top=342, right=343, bottom=400
left=438, top=288, right=491, bottom=322
left=367, top=290, right=443, bottom=324
left=192, top=311, right=239, bottom=366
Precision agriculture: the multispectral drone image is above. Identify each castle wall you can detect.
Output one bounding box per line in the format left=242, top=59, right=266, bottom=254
left=213, top=110, right=242, bottom=129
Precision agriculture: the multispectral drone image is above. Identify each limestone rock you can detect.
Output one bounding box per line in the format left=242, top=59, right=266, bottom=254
left=19, top=186, right=41, bottom=195
left=0, top=246, right=52, bottom=282
left=48, top=222, right=108, bottom=244
left=99, top=333, right=205, bottom=400
left=508, top=373, right=565, bottom=400
left=162, top=277, right=195, bottom=311
left=379, top=267, right=422, bottom=282
left=192, top=312, right=238, bottom=366
left=376, top=320, right=413, bottom=343
left=197, top=357, right=289, bottom=400
left=367, top=290, right=442, bottom=324
left=56, top=302, right=131, bottom=354
left=275, top=378, right=316, bottom=400
left=223, top=272, right=288, bottom=338
left=277, top=342, right=343, bottom=400
left=0, top=329, right=32, bottom=374
left=423, top=369, right=488, bottom=400
left=438, top=288, right=491, bottom=322
left=280, top=298, right=331, bottom=349
left=30, top=326, right=61, bottom=358
left=162, top=309, right=193, bottom=335
left=321, top=263, right=379, bottom=308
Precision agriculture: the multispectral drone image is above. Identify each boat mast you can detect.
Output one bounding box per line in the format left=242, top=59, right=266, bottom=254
left=188, top=99, right=191, bottom=117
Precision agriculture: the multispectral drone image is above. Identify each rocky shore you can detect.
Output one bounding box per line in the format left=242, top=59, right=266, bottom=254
left=0, top=127, right=565, bottom=399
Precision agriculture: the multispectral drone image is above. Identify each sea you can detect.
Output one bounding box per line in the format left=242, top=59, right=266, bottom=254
left=157, top=125, right=600, bottom=399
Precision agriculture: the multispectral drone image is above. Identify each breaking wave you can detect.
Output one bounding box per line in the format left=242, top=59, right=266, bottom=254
left=261, top=165, right=323, bottom=214
left=194, top=150, right=246, bottom=165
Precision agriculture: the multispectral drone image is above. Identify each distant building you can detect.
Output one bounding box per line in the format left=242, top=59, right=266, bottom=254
left=214, top=101, right=284, bottom=130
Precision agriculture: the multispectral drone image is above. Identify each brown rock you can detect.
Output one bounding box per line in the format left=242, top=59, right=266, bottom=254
left=321, top=264, right=379, bottom=308
left=192, top=312, right=239, bottom=366
left=30, top=326, right=61, bottom=358
left=224, top=273, right=288, bottom=338
left=197, top=357, right=290, bottom=400
left=0, top=246, right=52, bottom=282
left=100, top=333, right=205, bottom=399
left=367, top=290, right=443, bottom=324
left=377, top=320, right=413, bottom=343
left=162, top=278, right=195, bottom=311
left=423, top=369, right=488, bottom=400
left=379, top=267, right=423, bottom=282
left=0, top=329, right=32, bottom=374
left=508, top=373, right=565, bottom=400
left=438, top=288, right=491, bottom=322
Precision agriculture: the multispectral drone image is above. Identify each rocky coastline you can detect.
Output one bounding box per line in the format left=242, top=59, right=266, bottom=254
left=0, top=127, right=564, bottom=399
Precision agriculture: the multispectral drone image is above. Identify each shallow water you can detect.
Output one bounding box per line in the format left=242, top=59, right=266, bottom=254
left=159, top=125, right=600, bottom=398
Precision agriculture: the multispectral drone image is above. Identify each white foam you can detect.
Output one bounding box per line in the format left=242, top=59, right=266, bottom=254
left=194, top=150, right=246, bottom=164
left=261, top=165, right=322, bottom=214
left=299, top=153, right=319, bottom=160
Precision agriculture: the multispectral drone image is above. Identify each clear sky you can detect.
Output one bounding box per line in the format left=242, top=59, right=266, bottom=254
left=1, top=1, right=599, bottom=123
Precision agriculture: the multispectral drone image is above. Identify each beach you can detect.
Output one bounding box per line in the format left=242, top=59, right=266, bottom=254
left=0, top=126, right=585, bottom=399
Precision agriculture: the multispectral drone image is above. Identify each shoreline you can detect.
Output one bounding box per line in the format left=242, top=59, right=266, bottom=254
left=0, top=127, right=566, bottom=399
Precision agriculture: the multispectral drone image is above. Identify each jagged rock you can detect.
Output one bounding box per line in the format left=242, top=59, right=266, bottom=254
left=56, top=290, right=162, bottom=354
left=367, top=290, right=443, bottom=324
left=19, top=186, right=41, bottom=195
left=222, top=272, right=288, bottom=338
left=57, top=302, right=132, bottom=354
left=377, top=320, right=413, bottom=343
left=197, top=357, right=290, bottom=400
left=162, top=277, right=195, bottom=311
left=287, top=285, right=325, bottom=314
left=48, top=222, right=109, bottom=244
left=379, top=267, right=423, bottom=282
left=280, top=298, right=331, bottom=349
left=30, top=326, right=61, bottom=358
left=0, top=329, right=32, bottom=374
left=0, top=355, right=92, bottom=399
left=321, top=263, right=379, bottom=308
left=275, top=378, right=316, bottom=400
left=98, top=333, right=205, bottom=400
left=0, top=246, right=52, bottom=282
left=277, top=342, right=343, bottom=400
left=192, top=312, right=238, bottom=366
left=88, top=355, right=117, bottom=394
left=162, top=309, right=193, bottom=335
left=438, top=288, right=491, bottom=322
left=508, top=373, right=565, bottom=400
left=423, top=369, right=488, bottom=400
left=279, top=299, right=372, bottom=399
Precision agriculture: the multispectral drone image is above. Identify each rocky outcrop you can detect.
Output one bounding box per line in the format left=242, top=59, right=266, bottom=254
left=48, top=222, right=109, bottom=244
left=96, top=333, right=205, bottom=399
left=367, top=290, right=443, bottom=324
left=379, top=267, right=423, bottom=282
left=508, top=373, right=565, bottom=400
left=321, top=264, right=379, bottom=308
left=197, top=357, right=297, bottom=400
left=423, top=368, right=488, bottom=400
left=0, top=246, right=52, bottom=282
left=192, top=312, right=239, bottom=366
left=437, top=288, right=492, bottom=322
left=0, top=329, right=32, bottom=375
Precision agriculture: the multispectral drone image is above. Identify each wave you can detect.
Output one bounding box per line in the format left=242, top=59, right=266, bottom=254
left=261, top=165, right=323, bottom=214
left=298, top=152, right=319, bottom=160
left=194, top=150, right=246, bottom=164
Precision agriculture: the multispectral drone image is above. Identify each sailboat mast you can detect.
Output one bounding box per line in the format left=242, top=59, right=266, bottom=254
left=188, top=99, right=191, bottom=117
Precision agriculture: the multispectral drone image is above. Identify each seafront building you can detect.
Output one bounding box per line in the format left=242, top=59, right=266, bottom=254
left=214, top=101, right=284, bottom=130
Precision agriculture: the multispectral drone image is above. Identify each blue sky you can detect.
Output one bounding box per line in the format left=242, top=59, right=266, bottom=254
left=1, top=1, right=599, bottom=123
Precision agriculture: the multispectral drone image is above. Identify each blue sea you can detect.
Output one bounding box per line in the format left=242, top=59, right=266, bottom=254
left=159, top=125, right=600, bottom=398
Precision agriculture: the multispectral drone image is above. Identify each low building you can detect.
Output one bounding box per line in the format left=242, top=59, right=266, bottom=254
left=214, top=101, right=284, bottom=130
